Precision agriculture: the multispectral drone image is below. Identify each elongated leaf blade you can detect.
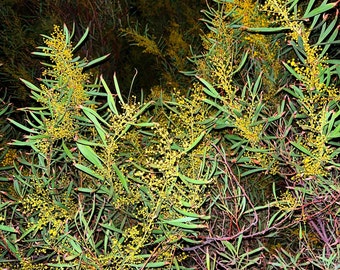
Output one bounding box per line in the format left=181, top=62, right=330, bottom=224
left=303, top=3, right=336, bottom=19
left=84, top=54, right=110, bottom=69
left=173, top=207, right=210, bottom=220
left=178, top=172, right=211, bottom=185
left=196, top=76, right=221, bottom=99
left=113, top=72, right=125, bottom=104
left=112, top=163, right=129, bottom=193
left=0, top=224, right=18, bottom=233
left=184, top=131, right=206, bottom=153
left=74, top=164, right=104, bottom=180
left=101, top=75, right=119, bottom=115
left=73, top=27, right=90, bottom=52
left=7, top=119, right=39, bottom=134
left=19, top=78, right=42, bottom=93
left=290, top=141, right=313, bottom=156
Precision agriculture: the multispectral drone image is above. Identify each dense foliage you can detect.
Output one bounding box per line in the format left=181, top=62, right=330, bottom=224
left=0, top=0, right=340, bottom=269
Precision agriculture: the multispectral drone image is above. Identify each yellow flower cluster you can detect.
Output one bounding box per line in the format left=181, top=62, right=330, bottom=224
left=263, top=0, right=338, bottom=104
left=19, top=258, right=50, bottom=270
left=246, top=150, right=279, bottom=175
left=276, top=190, right=299, bottom=211
left=36, top=25, right=91, bottom=146
left=301, top=156, right=327, bottom=177
left=92, top=85, right=212, bottom=265
left=210, top=52, right=239, bottom=110
left=148, top=85, right=172, bottom=101
left=20, top=180, right=76, bottom=238
left=223, top=0, right=283, bottom=100
left=166, top=22, right=190, bottom=72
left=288, top=57, right=334, bottom=110
left=43, top=25, right=89, bottom=107
left=123, top=225, right=143, bottom=254
left=0, top=148, right=17, bottom=166
left=122, top=28, right=162, bottom=56
left=290, top=227, right=321, bottom=247
left=44, top=115, right=75, bottom=141
left=235, top=113, right=263, bottom=145
left=294, top=134, right=331, bottom=180
left=200, top=18, right=239, bottom=111
left=97, top=238, right=128, bottom=267
left=262, top=0, right=337, bottom=182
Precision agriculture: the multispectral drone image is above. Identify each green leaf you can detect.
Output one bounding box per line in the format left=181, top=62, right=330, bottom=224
left=112, top=163, right=130, bottom=193
left=62, top=141, right=74, bottom=159
left=282, top=62, right=303, bottom=81
left=7, top=118, right=39, bottom=134
left=100, top=223, right=123, bottom=234
left=184, top=130, right=207, bottom=153
left=222, top=240, right=237, bottom=255
left=64, top=254, right=81, bottom=261
left=35, top=46, right=52, bottom=51
left=268, top=211, right=288, bottom=227
left=232, top=50, right=248, bottom=75
left=290, top=141, right=314, bottom=156
left=162, top=216, right=197, bottom=223
left=77, top=143, right=103, bottom=169
left=0, top=224, right=18, bottom=233
left=303, top=2, right=336, bottom=19
left=204, top=98, right=229, bottom=113
left=17, top=226, right=36, bottom=241
left=178, top=172, right=211, bottom=185
left=80, top=106, right=110, bottom=126
left=252, top=72, right=262, bottom=94
left=240, top=167, right=266, bottom=177
left=303, top=0, right=317, bottom=17
left=0, top=202, right=10, bottom=210
left=80, top=106, right=108, bottom=146
left=134, top=101, right=155, bottom=118
left=73, top=27, right=89, bottom=52
left=182, top=237, right=202, bottom=244
left=328, top=124, right=340, bottom=139
left=74, top=164, right=104, bottom=180
left=131, top=262, right=169, bottom=268
left=20, top=78, right=43, bottom=93
left=285, top=85, right=305, bottom=99
left=173, top=207, right=210, bottom=220
left=113, top=72, right=125, bottom=104
left=100, top=75, right=119, bottom=115
left=83, top=53, right=110, bottom=69
left=31, top=51, right=53, bottom=57
left=161, top=217, right=206, bottom=229
left=127, top=122, right=155, bottom=127
left=317, top=13, right=338, bottom=45
left=4, top=238, right=21, bottom=260
left=68, top=238, right=82, bottom=253
left=242, top=26, right=290, bottom=32
left=75, top=187, right=96, bottom=193
left=63, top=23, right=71, bottom=44
left=196, top=76, right=221, bottom=99
left=319, top=26, right=338, bottom=59
left=76, top=140, right=104, bottom=148
left=69, top=22, right=76, bottom=40
left=28, top=111, right=44, bottom=127
left=326, top=110, right=340, bottom=134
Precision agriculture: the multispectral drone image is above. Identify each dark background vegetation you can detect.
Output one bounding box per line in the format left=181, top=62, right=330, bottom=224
left=0, top=0, right=206, bottom=106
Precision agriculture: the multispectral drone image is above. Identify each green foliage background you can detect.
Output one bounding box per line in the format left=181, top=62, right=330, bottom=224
left=0, top=0, right=340, bottom=269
